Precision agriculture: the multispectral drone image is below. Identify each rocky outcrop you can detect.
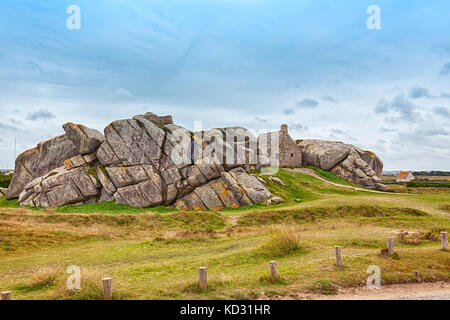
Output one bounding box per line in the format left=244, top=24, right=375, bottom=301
left=298, top=139, right=386, bottom=191
left=6, top=134, right=79, bottom=200
left=19, top=156, right=100, bottom=207
left=63, top=122, right=105, bottom=155
left=137, top=112, right=173, bottom=126
left=174, top=167, right=271, bottom=210
left=14, top=112, right=272, bottom=209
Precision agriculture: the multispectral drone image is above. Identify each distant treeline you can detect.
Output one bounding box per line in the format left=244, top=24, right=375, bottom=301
left=0, top=173, right=12, bottom=188
left=412, top=171, right=450, bottom=176
left=407, top=181, right=450, bottom=188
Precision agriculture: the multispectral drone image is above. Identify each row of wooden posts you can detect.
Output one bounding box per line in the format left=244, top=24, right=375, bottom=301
left=1, top=232, right=448, bottom=300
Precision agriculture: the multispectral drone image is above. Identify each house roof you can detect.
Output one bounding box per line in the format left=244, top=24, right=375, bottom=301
left=397, top=171, right=411, bottom=179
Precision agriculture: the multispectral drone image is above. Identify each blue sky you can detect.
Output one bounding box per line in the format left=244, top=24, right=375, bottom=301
left=0, top=0, right=449, bottom=170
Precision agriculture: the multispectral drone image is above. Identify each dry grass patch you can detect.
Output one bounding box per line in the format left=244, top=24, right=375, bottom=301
left=52, top=270, right=126, bottom=300
left=15, top=266, right=61, bottom=292
left=258, top=226, right=303, bottom=258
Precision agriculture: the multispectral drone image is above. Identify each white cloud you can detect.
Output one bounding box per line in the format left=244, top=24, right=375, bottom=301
left=115, top=88, right=135, bottom=100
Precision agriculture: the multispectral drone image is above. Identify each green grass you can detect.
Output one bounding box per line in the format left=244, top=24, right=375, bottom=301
left=56, top=201, right=154, bottom=214
left=304, top=165, right=359, bottom=187
left=15, top=267, right=59, bottom=292
left=0, top=199, right=175, bottom=214
left=214, top=168, right=364, bottom=213
left=0, top=208, right=448, bottom=300
left=87, top=167, right=98, bottom=180
left=0, top=168, right=448, bottom=300
left=312, top=279, right=339, bottom=295
left=0, top=169, right=374, bottom=215
left=258, top=227, right=303, bottom=257
left=264, top=169, right=320, bottom=202
left=0, top=198, right=20, bottom=208
left=237, top=205, right=430, bottom=226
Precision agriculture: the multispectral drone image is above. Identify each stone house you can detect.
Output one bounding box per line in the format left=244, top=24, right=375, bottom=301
left=258, top=124, right=302, bottom=167
left=396, top=171, right=415, bottom=183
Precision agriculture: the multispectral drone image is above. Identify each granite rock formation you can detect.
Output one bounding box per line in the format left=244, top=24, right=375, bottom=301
left=11, top=112, right=272, bottom=209
left=6, top=134, right=79, bottom=200
left=298, top=139, right=386, bottom=191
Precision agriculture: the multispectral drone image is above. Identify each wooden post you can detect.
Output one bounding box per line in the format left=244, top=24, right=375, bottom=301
left=102, top=278, right=112, bottom=300
left=334, top=246, right=343, bottom=267
left=198, top=267, right=207, bottom=290
left=387, top=238, right=394, bottom=256
left=441, top=231, right=448, bottom=251
left=269, top=261, right=278, bottom=279
left=1, top=291, right=12, bottom=300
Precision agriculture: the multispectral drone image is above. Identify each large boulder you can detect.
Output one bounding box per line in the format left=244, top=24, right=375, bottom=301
left=174, top=168, right=270, bottom=210
left=95, top=115, right=271, bottom=208
left=298, top=139, right=386, bottom=191
left=17, top=113, right=272, bottom=209
left=19, top=155, right=100, bottom=207
left=135, top=112, right=173, bottom=126
left=63, top=122, right=105, bottom=155
left=6, top=134, right=79, bottom=199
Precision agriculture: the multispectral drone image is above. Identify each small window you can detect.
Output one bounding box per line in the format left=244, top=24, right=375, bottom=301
left=275, top=153, right=279, bottom=159
left=291, top=153, right=294, bottom=158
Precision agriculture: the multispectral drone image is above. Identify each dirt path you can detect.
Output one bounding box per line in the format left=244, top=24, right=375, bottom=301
left=286, top=168, right=405, bottom=195
left=312, top=282, right=450, bottom=300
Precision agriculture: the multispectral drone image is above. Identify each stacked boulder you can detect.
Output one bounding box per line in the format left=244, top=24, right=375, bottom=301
left=10, top=113, right=272, bottom=209
left=6, top=134, right=79, bottom=200
left=17, top=123, right=105, bottom=207
left=298, top=139, right=386, bottom=191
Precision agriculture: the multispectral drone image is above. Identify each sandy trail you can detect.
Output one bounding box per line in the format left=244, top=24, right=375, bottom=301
left=312, top=282, right=450, bottom=300
left=286, top=168, right=407, bottom=195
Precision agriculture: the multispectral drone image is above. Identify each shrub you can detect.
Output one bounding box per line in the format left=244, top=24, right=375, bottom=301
left=15, top=266, right=60, bottom=292
left=406, top=181, right=450, bottom=188
left=396, top=230, right=420, bottom=245
left=0, top=173, right=13, bottom=188
left=259, top=227, right=302, bottom=257
left=396, top=230, right=441, bottom=245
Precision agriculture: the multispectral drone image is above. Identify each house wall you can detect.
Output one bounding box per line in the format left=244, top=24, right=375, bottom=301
left=279, top=125, right=302, bottom=167
left=258, top=125, right=302, bottom=167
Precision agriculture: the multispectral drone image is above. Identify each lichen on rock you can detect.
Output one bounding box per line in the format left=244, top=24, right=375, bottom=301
left=12, top=113, right=272, bottom=209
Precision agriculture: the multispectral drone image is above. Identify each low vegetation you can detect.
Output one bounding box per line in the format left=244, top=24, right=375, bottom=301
left=304, top=165, right=359, bottom=187
left=412, top=171, right=450, bottom=176
left=406, top=181, right=450, bottom=188
left=258, top=227, right=303, bottom=257
left=15, top=266, right=60, bottom=293
left=0, top=173, right=12, bottom=188
left=0, top=169, right=448, bottom=299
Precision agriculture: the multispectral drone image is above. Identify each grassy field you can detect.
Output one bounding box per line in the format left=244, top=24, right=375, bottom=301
left=0, top=169, right=448, bottom=300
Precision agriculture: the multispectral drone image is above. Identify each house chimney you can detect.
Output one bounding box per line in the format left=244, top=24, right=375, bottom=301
left=280, top=124, right=288, bottom=133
